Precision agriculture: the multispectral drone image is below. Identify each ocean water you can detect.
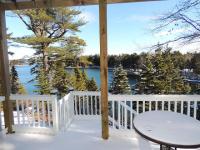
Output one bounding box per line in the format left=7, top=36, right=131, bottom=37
left=16, top=65, right=136, bottom=94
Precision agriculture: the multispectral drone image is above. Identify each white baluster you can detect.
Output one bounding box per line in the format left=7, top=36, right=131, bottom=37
left=63, top=98, right=66, bottom=126
left=47, top=100, right=50, bottom=127
left=83, top=95, right=85, bottom=115
left=112, top=100, right=115, bottom=128
left=42, top=100, right=45, bottom=127
left=32, top=100, right=35, bottom=127
left=155, top=101, right=158, bottom=111
left=181, top=101, right=183, bottom=114
left=26, top=100, right=30, bottom=126
left=168, top=101, right=170, bottom=111
left=194, top=101, right=197, bottom=119
left=91, top=96, right=93, bottom=115
left=118, top=101, right=120, bottom=129
left=75, top=96, right=77, bottom=115
left=174, top=101, right=177, bottom=112
left=87, top=95, right=89, bottom=115
left=149, top=101, right=152, bottom=111
left=16, top=100, right=20, bottom=125
left=187, top=101, right=190, bottom=116
left=125, top=101, right=128, bottom=129
left=130, top=101, right=133, bottom=129
left=162, top=101, right=164, bottom=111
left=22, top=100, right=25, bottom=126
left=99, top=96, right=101, bottom=115
left=143, top=101, right=145, bottom=112
left=95, top=96, right=97, bottom=115
left=37, top=100, right=40, bottom=127
left=79, top=96, right=81, bottom=115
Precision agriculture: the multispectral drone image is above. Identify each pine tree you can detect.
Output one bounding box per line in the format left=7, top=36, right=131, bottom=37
left=52, top=62, right=71, bottom=96
left=136, top=54, right=155, bottom=94
left=137, top=47, right=191, bottom=94
left=82, top=70, right=89, bottom=86
left=10, top=65, right=27, bottom=94
left=110, top=65, right=131, bottom=94
left=35, top=67, right=51, bottom=94
left=87, top=78, right=98, bottom=91
left=11, top=66, right=19, bottom=94
left=14, top=8, right=86, bottom=94
left=72, top=68, right=86, bottom=91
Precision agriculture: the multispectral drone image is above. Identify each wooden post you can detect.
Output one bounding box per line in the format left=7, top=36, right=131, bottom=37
left=99, top=0, right=109, bottom=139
left=0, top=8, right=14, bottom=133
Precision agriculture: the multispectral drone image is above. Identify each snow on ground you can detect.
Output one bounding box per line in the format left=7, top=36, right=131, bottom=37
left=0, top=119, right=199, bottom=150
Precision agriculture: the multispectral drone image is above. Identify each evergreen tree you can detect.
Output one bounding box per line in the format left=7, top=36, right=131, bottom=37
left=10, top=65, right=27, bottom=94
left=137, top=47, right=191, bottom=94
left=87, top=78, right=98, bottom=91
left=72, top=68, right=86, bottom=91
left=109, top=65, right=131, bottom=94
left=35, top=67, right=51, bottom=94
left=190, top=53, right=200, bottom=74
left=14, top=8, right=86, bottom=94
left=52, top=62, right=71, bottom=96
left=82, top=70, right=89, bottom=86
left=136, top=54, right=155, bottom=94
left=11, top=66, right=19, bottom=94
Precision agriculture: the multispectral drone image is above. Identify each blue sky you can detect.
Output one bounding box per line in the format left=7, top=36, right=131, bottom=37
left=6, top=0, right=187, bottom=59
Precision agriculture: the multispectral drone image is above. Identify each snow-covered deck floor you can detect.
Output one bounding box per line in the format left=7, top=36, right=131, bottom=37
left=0, top=119, right=199, bottom=150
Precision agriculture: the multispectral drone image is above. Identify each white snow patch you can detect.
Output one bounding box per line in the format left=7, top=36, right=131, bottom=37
left=0, top=119, right=199, bottom=150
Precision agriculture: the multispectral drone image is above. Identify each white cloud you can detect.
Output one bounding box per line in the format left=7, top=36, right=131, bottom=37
left=9, top=46, right=35, bottom=60
left=125, top=14, right=158, bottom=22
left=79, top=12, right=96, bottom=23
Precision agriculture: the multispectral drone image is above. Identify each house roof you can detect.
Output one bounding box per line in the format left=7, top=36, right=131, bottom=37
left=0, top=0, right=162, bottom=10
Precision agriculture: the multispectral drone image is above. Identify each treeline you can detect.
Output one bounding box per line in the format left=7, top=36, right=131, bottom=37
left=86, top=51, right=200, bottom=73
left=87, top=54, right=141, bottom=69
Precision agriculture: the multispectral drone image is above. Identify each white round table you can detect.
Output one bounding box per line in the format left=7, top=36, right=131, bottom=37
left=133, top=111, right=200, bottom=150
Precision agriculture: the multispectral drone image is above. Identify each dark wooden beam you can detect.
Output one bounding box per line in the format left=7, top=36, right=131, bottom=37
left=0, top=8, right=14, bottom=134
left=99, top=0, right=109, bottom=140
left=0, top=0, right=163, bottom=10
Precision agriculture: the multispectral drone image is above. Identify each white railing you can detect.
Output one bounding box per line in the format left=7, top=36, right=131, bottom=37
left=57, top=93, right=74, bottom=131
left=10, top=94, right=58, bottom=134
left=1, top=92, right=200, bottom=133
left=71, top=92, right=200, bottom=130
left=72, top=91, right=101, bottom=116
left=0, top=96, right=5, bottom=131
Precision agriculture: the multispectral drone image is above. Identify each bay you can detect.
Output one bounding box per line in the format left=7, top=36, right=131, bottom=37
left=16, top=65, right=137, bottom=94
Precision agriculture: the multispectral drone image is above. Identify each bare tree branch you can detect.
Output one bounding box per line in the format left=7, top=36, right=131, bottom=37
left=153, top=0, right=200, bottom=47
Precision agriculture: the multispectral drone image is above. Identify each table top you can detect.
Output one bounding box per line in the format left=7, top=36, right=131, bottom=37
left=133, top=111, right=200, bottom=148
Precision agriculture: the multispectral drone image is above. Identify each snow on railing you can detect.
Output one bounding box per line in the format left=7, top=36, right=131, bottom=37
left=57, top=93, right=74, bottom=131
left=10, top=94, right=57, bottom=134
left=71, top=92, right=200, bottom=130
left=1, top=92, right=200, bottom=133
left=0, top=96, right=5, bottom=131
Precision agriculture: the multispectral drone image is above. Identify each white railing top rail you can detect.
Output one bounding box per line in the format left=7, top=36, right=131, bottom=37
left=71, top=91, right=100, bottom=96
left=10, top=94, right=56, bottom=101
left=0, top=96, right=5, bottom=102
left=71, top=91, right=200, bottom=101
left=109, top=94, right=200, bottom=101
